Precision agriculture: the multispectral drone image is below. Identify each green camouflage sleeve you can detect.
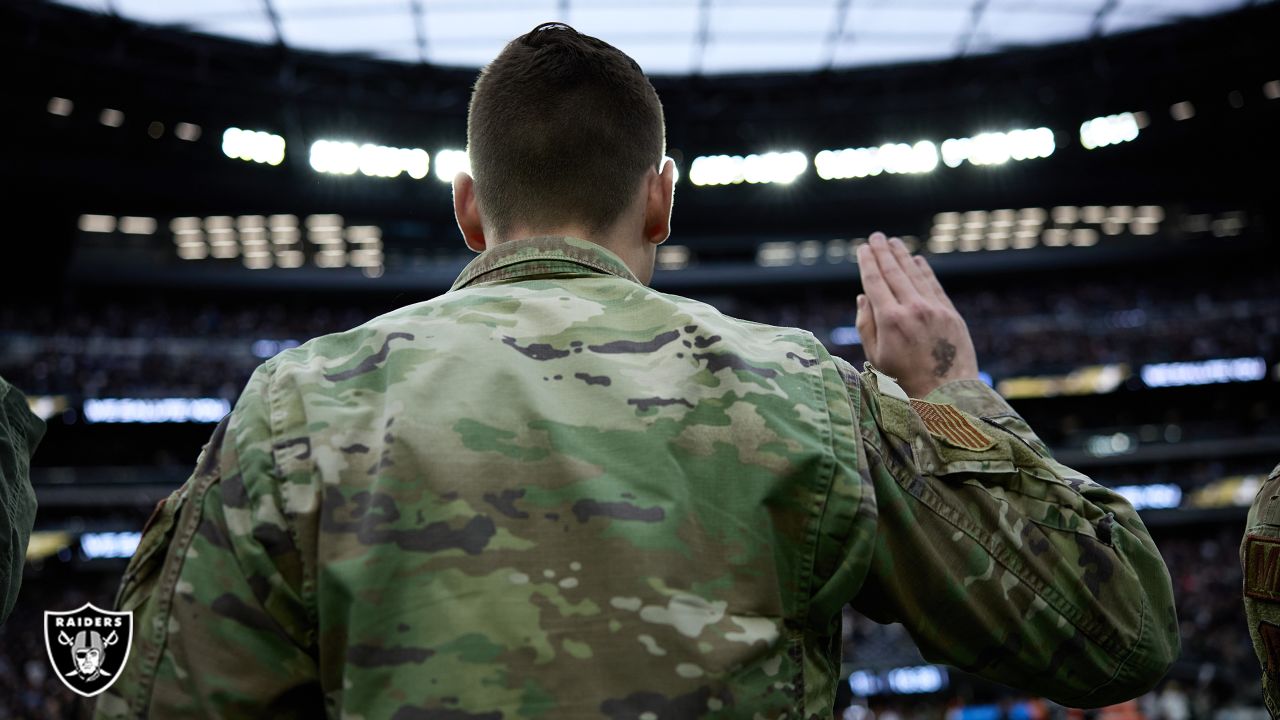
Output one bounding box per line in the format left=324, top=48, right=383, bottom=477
left=0, top=376, right=45, bottom=625
left=1242, top=462, right=1280, bottom=719
left=95, top=363, right=321, bottom=719
left=840, top=368, right=1179, bottom=708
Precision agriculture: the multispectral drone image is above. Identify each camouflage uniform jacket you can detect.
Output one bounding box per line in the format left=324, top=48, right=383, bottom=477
left=1, top=375, right=44, bottom=625
left=1243, top=461, right=1280, bottom=717
left=95, top=236, right=1178, bottom=719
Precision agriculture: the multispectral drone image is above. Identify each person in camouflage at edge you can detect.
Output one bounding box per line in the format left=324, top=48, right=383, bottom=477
left=1243, top=462, right=1280, bottom=717
left=95, top=22, right=1179, bottom=719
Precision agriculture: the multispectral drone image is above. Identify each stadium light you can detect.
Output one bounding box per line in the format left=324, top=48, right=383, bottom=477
left=940, top=128, right=1054, bottom=168
left=78, top=214, right=116, bottom=233
left=1170, top=101, right=1195, bottom=121
left=47, top=97, right=73, bottom=116
left=99, top=108, right=124, bottom=127
left=1079, top=112, right=1141, bottom=150
left=433, top=149, right=471, bottom=182
left=222, top=127, right=286, bottom=166
left=689, top=151, right=807, bottom=186
left=815, top=141, right=938, bottom=180
left=174, top=122, right=201, bottom=141
left=310, top=140, right=429, bottom=179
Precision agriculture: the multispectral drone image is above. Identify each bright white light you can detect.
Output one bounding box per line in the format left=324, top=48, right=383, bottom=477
left=689, top=151, right=807, bottom=186
left=81, top=532, right=141, bottom=559
left=310, top=139, right=428, bottom=179
left=1141, top=357, right=1267, bottom=388
left=433, top=149, right=471, bottom=182
left=83, top=398, right=231, bottom=423
left=1080, top=113, right=1141, bottom=150
left=222, top=127, right=286, bottom=166
left=816, top=141, right=937, bottom=180
left=941, top=128, right=1054, bottom=168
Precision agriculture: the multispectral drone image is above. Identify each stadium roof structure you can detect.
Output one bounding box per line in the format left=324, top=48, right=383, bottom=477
left=47, top=0, right=1261, bottom=75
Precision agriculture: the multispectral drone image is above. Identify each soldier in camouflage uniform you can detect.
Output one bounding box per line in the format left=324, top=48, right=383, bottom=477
left=95, top=23, right=1178, bottom=719
left=1243, top=463, right=1280, bottom=717
left=1, top=375, right=43, bottom=625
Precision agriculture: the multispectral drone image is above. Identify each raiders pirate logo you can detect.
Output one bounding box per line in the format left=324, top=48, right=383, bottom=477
left=44, top=603, right=132, bottom=697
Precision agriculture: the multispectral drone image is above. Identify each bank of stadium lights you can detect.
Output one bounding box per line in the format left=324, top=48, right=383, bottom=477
left=928, top=204, right=1164, bottom=253
left=309, top=140, right=429, bottom=179
left=1079, top=112, right=1144, bottom=150
left=940, top=128, right=1055, bottom=168
left=167, top=213, right=381, bottom=273
left=815, top=142, right=938, bottom=180
left=221, top=127, right=286, bottom=166
left=688, top=151, right=807, bottom=187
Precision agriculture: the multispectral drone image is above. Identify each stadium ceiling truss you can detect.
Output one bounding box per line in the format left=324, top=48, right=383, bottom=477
left=44, top=0, right=1263, bottom=76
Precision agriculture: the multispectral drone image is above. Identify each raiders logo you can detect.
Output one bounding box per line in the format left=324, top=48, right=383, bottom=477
left=44, top=603, right=133, bottom=697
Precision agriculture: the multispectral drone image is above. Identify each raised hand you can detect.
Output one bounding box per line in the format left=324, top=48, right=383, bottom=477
left=854, top=232, right=980, bottom=398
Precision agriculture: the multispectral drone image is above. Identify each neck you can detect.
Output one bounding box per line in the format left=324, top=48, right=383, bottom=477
left=496, top=226, right=652, bottom=284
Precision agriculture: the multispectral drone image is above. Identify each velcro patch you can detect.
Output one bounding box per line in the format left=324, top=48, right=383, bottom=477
left=909, top=399, right=995, bottom=452
left=1262, top=622, right=1280, bottom=680
left=1246, top=535, right=1280, bottom=602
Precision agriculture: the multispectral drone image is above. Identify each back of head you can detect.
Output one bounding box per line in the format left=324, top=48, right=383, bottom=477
left=467, top=23, right=665, bottom=239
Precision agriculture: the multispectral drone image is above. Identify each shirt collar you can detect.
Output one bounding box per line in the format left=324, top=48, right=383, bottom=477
left=449, top=236, right=642, bottom=291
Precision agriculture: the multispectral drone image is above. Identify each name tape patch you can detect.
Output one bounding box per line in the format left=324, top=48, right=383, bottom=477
left=1246, top=535, right=1280, bottom=602
left=909, top=399, right=995, bottom=452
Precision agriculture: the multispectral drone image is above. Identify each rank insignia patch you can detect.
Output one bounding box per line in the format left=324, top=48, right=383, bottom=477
left=1246, top=535, right=1280, bottom=602
left=909, top=399, right=995, bottom=452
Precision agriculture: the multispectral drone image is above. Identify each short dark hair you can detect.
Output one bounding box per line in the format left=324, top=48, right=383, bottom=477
left=467, top=23, right=666, bottom=239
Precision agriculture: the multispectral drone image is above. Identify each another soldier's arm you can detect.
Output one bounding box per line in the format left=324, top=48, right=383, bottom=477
left=842, top=236, right=1178, bottom=706
left=1242, top=463, right=1280, bottom=719
left=95, top=364, right=320, bottom=719
left=0, top=376, right=44, bottom=625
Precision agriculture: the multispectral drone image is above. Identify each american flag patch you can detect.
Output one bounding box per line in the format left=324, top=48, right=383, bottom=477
left=909, top=399, right=995, bottom=451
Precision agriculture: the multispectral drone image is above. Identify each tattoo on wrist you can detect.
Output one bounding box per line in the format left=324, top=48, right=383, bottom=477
left=932, top=339, right=956, bottom=378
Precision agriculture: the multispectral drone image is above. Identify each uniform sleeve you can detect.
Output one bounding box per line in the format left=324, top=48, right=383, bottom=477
left=1242, top=463, right=1280, bottom=720
left=837, top=365, right=1179, bottom=708
left=95, top=364, right=321, bottom=720
left=0, top=377, right=45, bottom=625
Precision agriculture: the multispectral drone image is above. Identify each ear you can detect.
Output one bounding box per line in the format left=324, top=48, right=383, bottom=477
left=643, top=157, right=675, bottom=246
left=452, top=172, right=487, bottom=253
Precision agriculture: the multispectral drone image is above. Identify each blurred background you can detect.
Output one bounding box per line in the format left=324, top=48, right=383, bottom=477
left=1, top=0, right=1278, bottom=717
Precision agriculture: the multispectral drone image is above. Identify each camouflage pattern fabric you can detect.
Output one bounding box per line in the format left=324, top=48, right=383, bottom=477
left=94, top=236, right=1178, bottom=719
left=1243, top=461, right=1280, bottom=718
left=1, top=375, right=44, bottom=625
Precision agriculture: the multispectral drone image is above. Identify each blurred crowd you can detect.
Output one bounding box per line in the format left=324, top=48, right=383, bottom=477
left=2, top=268, right=1277, bottom=401
left=0, top=528, right=1257, bottom=718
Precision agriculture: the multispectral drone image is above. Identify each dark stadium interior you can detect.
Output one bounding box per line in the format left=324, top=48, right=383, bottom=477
left=2, top=0, right=1278, bottom=717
